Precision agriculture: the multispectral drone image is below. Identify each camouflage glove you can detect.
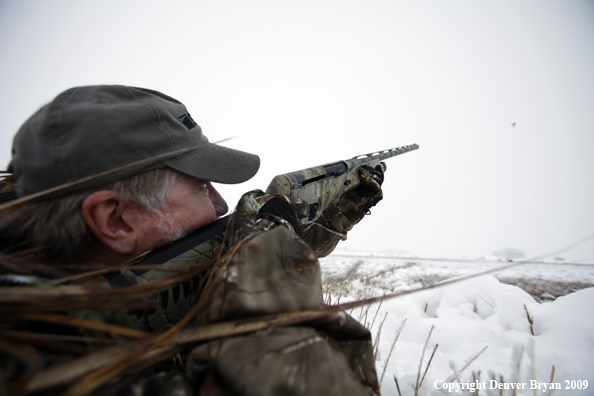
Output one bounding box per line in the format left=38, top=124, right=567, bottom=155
left=228, top=191, right=309, bottom=245
left=257, top=195, right=301, bottom=232
left=299, top=165, right=384, bottom=258
left=342, top=164, right=384, bottom=220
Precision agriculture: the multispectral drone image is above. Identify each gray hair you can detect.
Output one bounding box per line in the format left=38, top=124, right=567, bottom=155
left=0, top=168, right=180, bottom=262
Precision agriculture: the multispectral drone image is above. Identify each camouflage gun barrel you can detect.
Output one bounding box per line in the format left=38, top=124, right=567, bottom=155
left=266, top=143, right=419, bottom=225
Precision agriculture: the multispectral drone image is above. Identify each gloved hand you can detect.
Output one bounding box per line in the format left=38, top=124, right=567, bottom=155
left=257, top=195, right=301, bottom=232
left=350, top=164, right=384, bottom=214
left=332, top=164, right=385, bottom=225
left=229, top=190, right=307, bottom=246
left=298, top=164, right=385, bottom=258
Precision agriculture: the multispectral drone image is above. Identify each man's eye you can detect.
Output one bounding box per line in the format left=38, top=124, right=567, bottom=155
left=193, top=182, right=208, bottom=194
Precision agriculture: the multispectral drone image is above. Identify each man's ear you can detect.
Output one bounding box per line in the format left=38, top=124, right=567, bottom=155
left=81, top=191, right=140, bottom=255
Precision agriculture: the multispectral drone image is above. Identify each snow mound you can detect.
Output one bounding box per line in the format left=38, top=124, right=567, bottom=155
left=335, top=275, right=594, bottom=395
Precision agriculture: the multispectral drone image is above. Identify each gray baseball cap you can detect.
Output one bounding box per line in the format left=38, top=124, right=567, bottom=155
left=8, top=85, right=260, bottom=200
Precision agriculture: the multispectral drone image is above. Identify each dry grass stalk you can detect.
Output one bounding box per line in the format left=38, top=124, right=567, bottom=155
left=1, top=330, right=116, bottom=345
left=449, top=361, right=463, bottom=389
left=472, top=371, right=481, bottom=396
left=373, top=312, right=389, bottom=361
left=445, top=345, right=488, bottom=384
left=0, top=263, right=211, bottom=314
left=393, top=374, right=403, bottom=396
left=0, top=334, right=42, bottom=373
left=44, top=262, right=203, bottom=286
left=524, top=304, right=534, bottom=335
left=461, top=346, right=488, bottom=374
left=361, top=303, right=373, bottom=325
left=528, top=339, right=536, bottom=396
left=0, top=141, right=231, bottom=213
left=547, top=365, right=556, bottom=396
left=414, top=324, right=434, bottom=396
left=380, top=318, right=407, bottom=384
left=418, top=343, right=438, bottom=393
left=477, top=293, right=494, bottom=309
left=324, top=284, right=332, bottom=305
left=14, top=313, right=152, bottom=339
left=511, top=344, right=524, bottom=396
left=368, top=296, right=384, bottom=331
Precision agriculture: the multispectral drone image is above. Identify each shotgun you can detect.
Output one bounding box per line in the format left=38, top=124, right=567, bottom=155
left=133, top=144, right=419, bottom=267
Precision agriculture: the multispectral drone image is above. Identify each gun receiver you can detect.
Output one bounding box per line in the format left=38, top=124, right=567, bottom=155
left=266, top=143, right=419, bottom=225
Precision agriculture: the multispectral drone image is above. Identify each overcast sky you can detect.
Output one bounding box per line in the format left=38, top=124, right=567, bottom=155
left=1, top=0, right=593, bottom=261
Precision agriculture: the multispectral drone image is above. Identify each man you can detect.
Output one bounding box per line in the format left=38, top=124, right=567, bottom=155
left=0, top=85, right=383, bottom=395
left=2, top=85, right=256, bottom=265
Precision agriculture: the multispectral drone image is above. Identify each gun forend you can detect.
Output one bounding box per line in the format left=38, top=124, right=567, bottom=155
left=266, top=144, right=418, bottom=195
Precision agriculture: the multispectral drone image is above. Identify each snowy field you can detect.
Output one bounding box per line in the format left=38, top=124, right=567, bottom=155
left=320, top=250, right=594, bottom=396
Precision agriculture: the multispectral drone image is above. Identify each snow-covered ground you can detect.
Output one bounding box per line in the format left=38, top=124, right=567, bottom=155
left=320, top=250, right=594, bottom=396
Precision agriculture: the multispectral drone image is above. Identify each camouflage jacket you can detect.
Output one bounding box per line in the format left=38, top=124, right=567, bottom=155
left=180, top=190, right=379, bottom=395
left=1, top=189, right=380, bottom=395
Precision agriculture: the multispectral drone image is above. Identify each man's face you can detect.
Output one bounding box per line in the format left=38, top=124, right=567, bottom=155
left=143, top=174, right=229, bottom=249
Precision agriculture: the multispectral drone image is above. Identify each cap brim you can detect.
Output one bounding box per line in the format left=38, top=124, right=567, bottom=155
left=165, top=144, right=260, bottom=184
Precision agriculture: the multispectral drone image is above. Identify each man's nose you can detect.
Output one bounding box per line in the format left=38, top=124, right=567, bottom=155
left=208, top=184, right=228, bottom=217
